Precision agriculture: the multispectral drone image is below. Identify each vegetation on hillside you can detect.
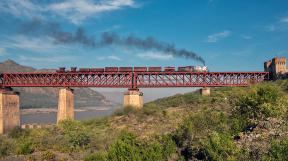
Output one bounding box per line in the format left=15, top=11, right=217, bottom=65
left=1, top=80, right=288, bottom=160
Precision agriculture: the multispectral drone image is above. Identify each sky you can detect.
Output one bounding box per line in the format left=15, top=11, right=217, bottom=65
left=0, top=0, right=288, bottom=71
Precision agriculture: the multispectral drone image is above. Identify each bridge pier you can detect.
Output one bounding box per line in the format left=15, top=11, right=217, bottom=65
left=200, top=87, right=211, bottom=96
left=57, top=88, right=74, bottom=123
left=123, top=88, right=143, bottom=109
left=0, top=88, right=20, bottom=134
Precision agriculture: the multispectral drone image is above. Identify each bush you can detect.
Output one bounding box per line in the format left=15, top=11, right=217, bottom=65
left=141, top=141, right=164, bottom=161
left=8, top=127, right=26, bottom=139
left=84, top=152, right=107, bottom=161
left=67, top=131, right=90, bottom=148
left=107, top=132, right=141, bottom=161
left=202, top=132, right=241, bottom=161
left=142, top=103, right=163, bottom=116
left=173, top=110, right=229, bottom=147
left=154, top=94, right=185, bottom=108
left=91, top=131, right=176, bottom=161
left=58, top=120, right=91, bottom=148
left=230, top=115, right=252, bottom=134
left=15, top=140, right=34, bottom=155
left=262, top=139, right=288, bottom=161
left=113, top=106, right=138, bottom=116
left=41, top=151, right=56, bottom=161
left=0, top=137, right=10, bottom=158
left=172, top=110, right=232, bottom=160
left=234, top=84, right=286, bottom=120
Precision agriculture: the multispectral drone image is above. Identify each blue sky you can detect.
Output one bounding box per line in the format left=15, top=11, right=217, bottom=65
left=0, top=0, right=288, bottom=71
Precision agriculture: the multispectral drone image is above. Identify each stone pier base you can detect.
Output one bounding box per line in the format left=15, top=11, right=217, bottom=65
left=57, top=88, right=74, bottom=123
left=0, top=89, right=20, bottom=134
left=200, top=87, right=211, bottom=96
left=123, top=89, right=143, bottom=109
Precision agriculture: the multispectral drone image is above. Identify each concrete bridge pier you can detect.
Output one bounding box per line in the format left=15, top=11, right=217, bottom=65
left=0, top=88, right=20, bottom=134
left=123, top=88, right=143, bottom=109
left=57, top=88, right=74, bottom=123
left=200, top=87, right=211, bottom=96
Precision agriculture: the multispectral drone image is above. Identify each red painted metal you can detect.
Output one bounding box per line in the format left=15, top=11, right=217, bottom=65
left=0, top=71, right=268, bottom=88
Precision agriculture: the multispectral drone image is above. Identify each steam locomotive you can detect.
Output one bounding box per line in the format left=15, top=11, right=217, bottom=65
left=56, top=66, right=208, bottom=73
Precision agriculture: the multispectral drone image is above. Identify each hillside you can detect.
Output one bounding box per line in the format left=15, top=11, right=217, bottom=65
left=0, top=80, right=288, bottom=160
left=0, top=60, right=110, bottom=108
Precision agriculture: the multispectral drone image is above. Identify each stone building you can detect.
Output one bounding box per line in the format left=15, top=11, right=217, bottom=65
left=264, top=57, right=287, bottom=79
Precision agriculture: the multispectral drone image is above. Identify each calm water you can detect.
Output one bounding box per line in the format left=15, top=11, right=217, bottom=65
left=21, top=109, right=115, bottom=124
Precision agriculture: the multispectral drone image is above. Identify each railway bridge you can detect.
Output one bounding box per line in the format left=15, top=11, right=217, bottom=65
left=0, top=67, right=268, bottom=134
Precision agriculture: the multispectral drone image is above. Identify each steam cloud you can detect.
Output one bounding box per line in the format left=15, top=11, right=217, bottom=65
left=20, top=19, right=205, bottom=65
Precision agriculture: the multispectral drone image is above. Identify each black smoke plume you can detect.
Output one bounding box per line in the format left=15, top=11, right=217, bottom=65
left=20, top=19, right=205, bottom=65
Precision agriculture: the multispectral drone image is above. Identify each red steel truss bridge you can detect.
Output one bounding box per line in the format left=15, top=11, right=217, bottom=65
left=0, top=71, right=269, bottom=89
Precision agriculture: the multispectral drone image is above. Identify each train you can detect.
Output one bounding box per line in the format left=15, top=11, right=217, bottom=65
left=56, top=66, right=208, bottom=73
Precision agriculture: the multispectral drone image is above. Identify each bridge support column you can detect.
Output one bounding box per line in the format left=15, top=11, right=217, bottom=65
left=200, top=87, right=210, bottom=96
left=0, top=88, right=20, bottom=134
left=57, top=88, right=74, bottom=123
left=123, top=89, right=143, bottom=109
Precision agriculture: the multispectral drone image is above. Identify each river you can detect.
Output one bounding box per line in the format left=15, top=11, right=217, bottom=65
left=21, top=107, right=116, bottom=124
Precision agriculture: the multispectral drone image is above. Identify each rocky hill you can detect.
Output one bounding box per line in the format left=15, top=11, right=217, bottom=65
left=0, top=60, right=110, bottom=108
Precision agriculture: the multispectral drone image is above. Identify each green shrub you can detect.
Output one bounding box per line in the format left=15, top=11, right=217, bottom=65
left=58, top=120, right=90, bottom=148
left=41, top=151, right=56, bottom=161
left=58, top=120, right=83, bottom=133
left=84, top=152, right=107, bottom=161
left=102, top=131, right=175, bottom=161
left=107, top=132, right=141, bottom=161
left=0, top=137, right=10, bottom=157
left=142, top=103, right=163, bottom=116
left=16, top=140, right=34, bottom=155
left=173, top=110, right=229, bottom=146
left=113, top=106, right=138, bottom=116
left=172, top=110, right=231, bottom=160
left=230, top=115, right=251, bottom=134
left=262, top=139, right=288, bottom=161
left=202, top=132, right=240, bottom=161
left=142, top=142, right=164, bottom=161
left=67, top=131, right=90, bottom=148
left=234, top=84, right=285, bottom=119
left=8, top=127, right=26, bottom=139
left=154, top=94, right=185, bottom=108
left=156, top=135, right=176, bottom=158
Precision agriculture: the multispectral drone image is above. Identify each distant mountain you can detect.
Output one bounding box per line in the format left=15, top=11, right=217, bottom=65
left=0, top=60, right=111, bottom=109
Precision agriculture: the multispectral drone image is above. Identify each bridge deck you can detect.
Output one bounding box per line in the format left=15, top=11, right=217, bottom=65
left=0, top=71, right=268, bottom=88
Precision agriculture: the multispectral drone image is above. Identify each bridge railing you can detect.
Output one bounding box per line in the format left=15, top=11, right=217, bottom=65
left=0, top=71, right=269, bottom=88
left=135, top=72, right=268, bottom=87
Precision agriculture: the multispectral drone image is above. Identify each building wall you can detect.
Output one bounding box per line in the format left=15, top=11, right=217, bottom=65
left=264, top=57, right=287, bottom=79
left=272, top=57, right=286, bottom=74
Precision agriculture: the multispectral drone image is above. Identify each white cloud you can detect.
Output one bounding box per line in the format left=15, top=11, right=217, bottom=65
left=49, top=0, right=134, bottom=23
left=18, top=55, right=74, bottom=63
left=98, top=55, right=122, bottom=61
left=0, top=48, right=7, bottom=56
left=265, top=25, right=276, bottom=32
left=242, top=35, right=252, bottom=40
left=0, top=0, right=44, bottom=18
left=0, top=0, right=136, bottom=24
left=137, top=51, right=173, bottom=60
left=280, top=16, right=288, bottom=23
left=205, top=30, right=231, bottom=43
left=0, top=35, right=72, bottom=53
